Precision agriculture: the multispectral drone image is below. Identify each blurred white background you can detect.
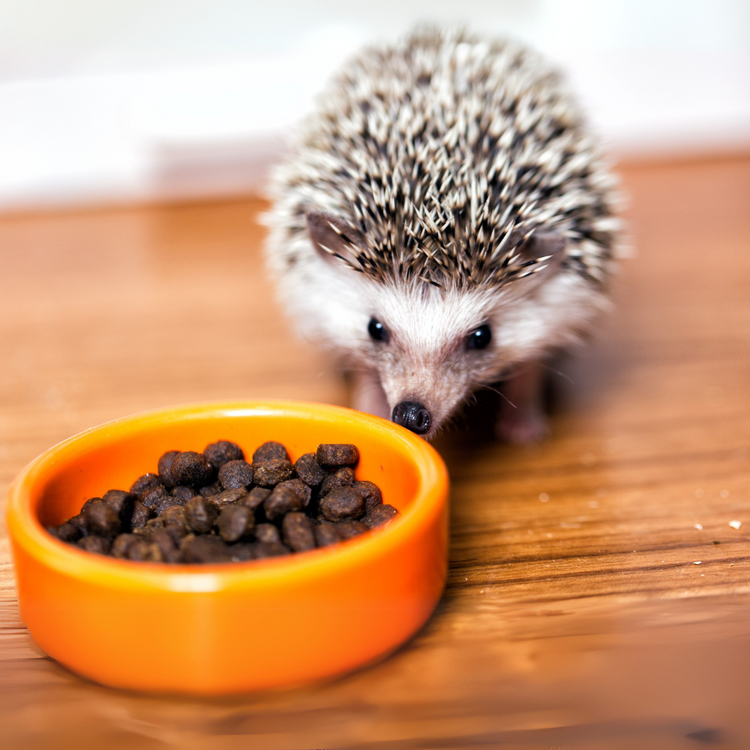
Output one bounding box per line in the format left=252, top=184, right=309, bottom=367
left=0, top=0, right=748, bottom=210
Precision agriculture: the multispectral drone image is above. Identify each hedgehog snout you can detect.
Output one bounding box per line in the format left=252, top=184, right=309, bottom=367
left=376, top=355, right=473, bottom=439
left=392, top=401, right=432, bottom=435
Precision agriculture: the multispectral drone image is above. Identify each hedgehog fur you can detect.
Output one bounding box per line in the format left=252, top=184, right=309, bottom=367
left=265, top=27, right=623, bottom=440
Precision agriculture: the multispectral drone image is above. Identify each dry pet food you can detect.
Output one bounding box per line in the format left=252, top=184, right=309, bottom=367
left=47, top=440, right=399, bottom=564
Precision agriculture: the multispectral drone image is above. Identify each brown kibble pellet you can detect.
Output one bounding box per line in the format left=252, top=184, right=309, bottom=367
left=217, top=505, right=255, bottom=543
left=144, top=517, right=165, bottom=532
left=130, top=473, right=163, bottom=499
left=140, top=485, right=170, bottom=509
left=184, top=495, right=218, bottom=534
left=112, top=533, right=139, bottom=558
left=130, top=500, right=153, bottom=529
left=314, top=523, right=341, bottom=548
left=152, top=494, right=182, bottom=515
left=354, top=481, right=382, bottom=512
left=253, top=459, right=293, bottom=487
left=317, top=443, right=359, bottom=468
left=282, top=512, right=316, bottom=552
left=199, top=483, right=222, bottom=498
left=254, top=523, right=281, bottom=545
left=170, top=485, right=195, bottom=503
left=77, top=535, right=112, bottom=555
left=264, top=484, right=303, bottom=521
left=243, top=487, right=271, bottom=512
left=334, top=520, right=370, bottom=540
left=160, top=505, right=190, bottom=535
left=83, top=500, right=121, bottom=538
left=80, top=497, right=103, bottom=515
left=277, top=478, right=312, bottom=508
left=102, top=489, right=136, bottom=524
left=207, top=487, right=247, bottom=509
left=48, top=522, right=81, bottom=543
left=181, top=535, right=233, bottom=564
left=363, top=504, right=398, bottom=528
left=167, top=526, right=188, bottom=548
left=230, top=543, right=255, bottom=562
left=253, top=541, right=291, bottom=559
left=252, top=441, right=289, bottom=463
left=293, top=453, right=327, bottom=487
left=319, top=487, right=364, bottom=522
left=170, top=451, right=214, bottom=488
left=218, top=460, right=253, bottom=490
left=126, top=538, right=163, bottom=562
left=157, top=450, right=180, bottom=487
left=204, top=440, right=244, bottom=469
left=68, top=513, right=88, bottom=535
left=320, top=467, right=356, bottom=497
left=148, top=528, right=180, bottom=562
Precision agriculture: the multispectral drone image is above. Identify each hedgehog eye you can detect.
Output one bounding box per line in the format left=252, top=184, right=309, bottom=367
left=368, top=317, right=390, bottom=344
left=466, top=324, right=492, bottom=351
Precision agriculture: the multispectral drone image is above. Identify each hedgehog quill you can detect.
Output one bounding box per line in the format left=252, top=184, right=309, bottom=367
left=266, top=28, right=623, bottom=442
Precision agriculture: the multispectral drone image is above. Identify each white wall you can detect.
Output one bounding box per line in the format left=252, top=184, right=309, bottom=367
left=0, top=0, right=748, bottom=210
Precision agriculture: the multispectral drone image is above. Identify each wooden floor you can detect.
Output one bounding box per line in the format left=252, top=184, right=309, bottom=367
left=1, top=154, right=749, bottom=750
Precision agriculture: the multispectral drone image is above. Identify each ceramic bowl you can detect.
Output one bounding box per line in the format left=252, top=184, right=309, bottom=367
left=5, top=400, right=449, bottom=694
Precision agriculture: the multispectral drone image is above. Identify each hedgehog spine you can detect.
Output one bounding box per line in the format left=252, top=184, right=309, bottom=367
left=265, top=27, right=623, bottom=440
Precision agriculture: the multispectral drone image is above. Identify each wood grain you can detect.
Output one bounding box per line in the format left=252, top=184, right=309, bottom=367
left=1, top=154, right=750, bottom=750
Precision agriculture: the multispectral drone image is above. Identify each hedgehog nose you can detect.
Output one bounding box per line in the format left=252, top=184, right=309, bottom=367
left=392, top=401, right=432, bottom=435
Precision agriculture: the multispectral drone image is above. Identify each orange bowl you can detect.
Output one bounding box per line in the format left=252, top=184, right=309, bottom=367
left=5, top=400, right=449, bottom=695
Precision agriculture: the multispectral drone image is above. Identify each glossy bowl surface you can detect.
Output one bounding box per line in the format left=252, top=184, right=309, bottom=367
left=6, top=400, right=449, bottom=694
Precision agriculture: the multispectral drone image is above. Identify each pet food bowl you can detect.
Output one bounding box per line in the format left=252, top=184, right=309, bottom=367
left=5, top=400, right=449, bottom=694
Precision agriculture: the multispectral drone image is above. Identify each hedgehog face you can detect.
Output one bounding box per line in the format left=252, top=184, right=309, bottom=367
left=289, top=210, right=608, bottom=438
left=364, top=283, right=498, bottom=436
left=358, top=277, right=600, bottom=438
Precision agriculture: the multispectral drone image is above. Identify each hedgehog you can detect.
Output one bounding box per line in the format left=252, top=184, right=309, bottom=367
left=265, top=27, right=622, bottom=442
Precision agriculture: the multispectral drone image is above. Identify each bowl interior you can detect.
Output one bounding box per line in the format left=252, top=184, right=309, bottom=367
left=9, top=400, right=449, bottom=693
left=31, top=401, right=426, bottom=541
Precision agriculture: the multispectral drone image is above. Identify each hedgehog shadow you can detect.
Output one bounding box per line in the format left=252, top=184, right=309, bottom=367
left=430, top=340, right=633, bottom=593
left=435, top=328, right=636, bottom=452
left=433, top=337, right=633, bottom=466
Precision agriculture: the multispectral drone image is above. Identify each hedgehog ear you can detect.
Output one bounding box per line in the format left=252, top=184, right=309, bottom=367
left=517, top=231, right=566, bottom=280
left=306, top=211, right=367, bottom=269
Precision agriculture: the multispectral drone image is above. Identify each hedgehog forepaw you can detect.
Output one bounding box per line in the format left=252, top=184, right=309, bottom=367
left=496, top=404, right=549, bottom=444
left=495, top=362, right=549, bottom=444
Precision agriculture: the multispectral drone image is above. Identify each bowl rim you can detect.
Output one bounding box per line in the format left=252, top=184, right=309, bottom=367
left=6, top=399, right=449, bottom=593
